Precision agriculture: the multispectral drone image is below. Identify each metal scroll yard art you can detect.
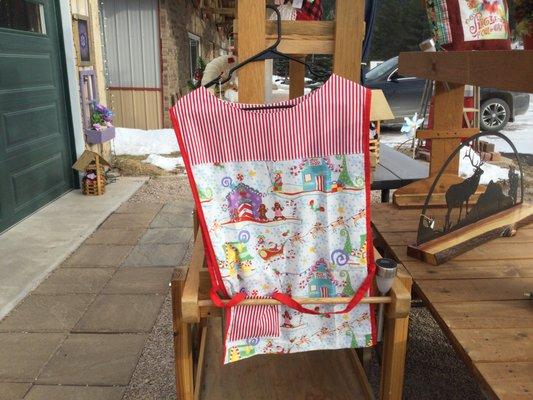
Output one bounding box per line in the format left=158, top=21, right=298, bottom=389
left=407, top=132, right=533, bottom=265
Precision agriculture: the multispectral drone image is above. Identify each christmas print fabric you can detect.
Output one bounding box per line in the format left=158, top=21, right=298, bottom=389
left=457, top=0, right=509, bottom=42
left=426, top=0, right=510, bottom=50
left=170, top=75, right=375, bottom=364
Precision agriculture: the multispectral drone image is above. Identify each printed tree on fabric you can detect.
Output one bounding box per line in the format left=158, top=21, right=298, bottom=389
left=337, top=155, right=355, bottom=188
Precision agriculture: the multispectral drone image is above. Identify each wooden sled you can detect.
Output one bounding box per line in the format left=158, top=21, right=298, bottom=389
left=171, top=212, right=412, bottom=400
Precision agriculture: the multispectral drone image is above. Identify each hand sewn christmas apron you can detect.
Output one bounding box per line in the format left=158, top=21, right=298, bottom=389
left=170, top=74, right=376, bottom=364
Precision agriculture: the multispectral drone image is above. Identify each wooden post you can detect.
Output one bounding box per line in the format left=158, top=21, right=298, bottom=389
left=392, top=82, right=478, bottom=207
left=95, top=156, right=102, bottom=195
left=172, top=275, right=194, bottom=400
left=333, top=0, right=365, bottom=82
left=193, top=208, right=199, bottom=236
left=379, top=279, right=411, bottom=400
left=289, top=57, right=306, bottom=99
left=429, top=82, right=465, bottom=176
left=236, top=0, right=266, bottom=103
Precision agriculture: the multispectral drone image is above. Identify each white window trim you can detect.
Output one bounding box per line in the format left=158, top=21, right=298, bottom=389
left=58, top=1, right=84, bottom=158
left=188, top=32, right=201, bottom=80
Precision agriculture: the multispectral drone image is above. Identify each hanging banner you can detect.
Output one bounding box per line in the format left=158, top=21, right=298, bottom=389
left=458, top=0, right=509, bottom=42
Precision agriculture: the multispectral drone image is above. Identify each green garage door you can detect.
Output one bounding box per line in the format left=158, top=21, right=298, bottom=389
left=0, top=0, right=75, bottom=232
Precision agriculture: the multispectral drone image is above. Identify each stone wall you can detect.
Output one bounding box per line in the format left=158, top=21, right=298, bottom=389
left=159, top=0, right=227, bottom=127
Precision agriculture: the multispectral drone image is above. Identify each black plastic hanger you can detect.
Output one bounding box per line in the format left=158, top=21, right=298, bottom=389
left=204, top=4, right=325, bottom=91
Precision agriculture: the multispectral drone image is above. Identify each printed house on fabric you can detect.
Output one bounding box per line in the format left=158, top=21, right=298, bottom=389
left=226, top=182, right=263, bottom=222
left=302, top=159, right=332, bottom=192
left=171, top=74, right=383, bottom=364
left=306, top=259, right=337, bottom=298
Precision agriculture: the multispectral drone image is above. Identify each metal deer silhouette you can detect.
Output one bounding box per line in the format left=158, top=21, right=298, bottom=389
left=444, top=150, right=484, bottom=230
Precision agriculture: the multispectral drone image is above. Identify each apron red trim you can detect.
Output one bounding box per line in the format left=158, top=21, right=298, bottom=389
left=169, top=107, right=229, bottom=299
left=362, top=89, right=378, bottom=345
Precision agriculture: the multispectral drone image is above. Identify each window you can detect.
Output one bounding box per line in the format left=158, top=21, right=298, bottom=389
left=0, top=0, right=46, bottom=34
left=364, top=57, right=397, bottom=81
left=304, top=174, right=312, bottom=183
left=188, top=33, right=201, bottom=80
left=388, top=69, right=407, bottom=81
left=310, top=285, right=317, bottom=291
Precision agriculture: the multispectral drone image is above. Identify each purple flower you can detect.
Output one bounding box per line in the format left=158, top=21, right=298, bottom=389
left=91, top=102, right=114, bottom=123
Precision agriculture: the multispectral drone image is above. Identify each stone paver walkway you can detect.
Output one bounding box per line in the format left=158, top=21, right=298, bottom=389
left=0, top=199, right=193, bottom=400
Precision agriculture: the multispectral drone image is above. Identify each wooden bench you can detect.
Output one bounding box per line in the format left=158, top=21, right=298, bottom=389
left=372, top=203, right=533, bottom=400
left=171, top=219, right=412, bottom=400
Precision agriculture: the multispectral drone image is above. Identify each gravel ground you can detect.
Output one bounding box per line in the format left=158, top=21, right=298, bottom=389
left=121, top=176, right=486, bottom=400
left=368, top=306, right=485, bottom=400
left=128, top=175, right=192, bottom=204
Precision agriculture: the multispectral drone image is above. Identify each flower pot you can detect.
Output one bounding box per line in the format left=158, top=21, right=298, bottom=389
left=85, top=126, right=115, bottom=144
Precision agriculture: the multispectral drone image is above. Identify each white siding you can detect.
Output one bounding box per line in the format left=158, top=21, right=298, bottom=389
left=102, top=0, right=160, bottom=88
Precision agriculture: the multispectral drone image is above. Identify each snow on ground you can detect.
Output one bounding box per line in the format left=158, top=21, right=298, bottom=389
left=142, top=154, right=184, bottom=171
left=485, top=102, right=533, bottom=154
left=379, top=131, right=412, bottom=148
left=113, top=127, right=179, bottom=156
left=458, top=146, right=509, bottom=184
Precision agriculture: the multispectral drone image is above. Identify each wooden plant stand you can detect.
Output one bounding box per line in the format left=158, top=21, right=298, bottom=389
left=172, top=223, right=412, bottom=400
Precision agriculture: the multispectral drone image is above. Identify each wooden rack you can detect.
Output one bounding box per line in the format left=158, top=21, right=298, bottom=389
left=399, top=50, right=533, bottom=93
left=393, top=50, right=533, bottom=207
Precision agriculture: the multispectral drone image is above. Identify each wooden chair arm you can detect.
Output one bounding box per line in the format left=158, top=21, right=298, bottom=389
left=386, top=277, right=411, bottom=319
left=181, top=230, right=204, bottom=323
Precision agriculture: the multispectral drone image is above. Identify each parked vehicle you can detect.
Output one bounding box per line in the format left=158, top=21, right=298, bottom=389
left=363, top=57, right=530, bottom=131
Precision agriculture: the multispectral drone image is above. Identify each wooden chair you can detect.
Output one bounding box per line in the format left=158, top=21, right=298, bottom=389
left=171, top=211, right=411, bottom=400
left=171, top=1, right=411, bottom=398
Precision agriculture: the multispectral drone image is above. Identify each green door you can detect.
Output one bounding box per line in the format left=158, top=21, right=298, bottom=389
left=0, top=0, right=75, bottom=232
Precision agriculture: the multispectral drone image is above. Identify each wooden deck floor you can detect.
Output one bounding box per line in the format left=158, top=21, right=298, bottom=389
left=200, top=318, right=370, bottom=400
left=372, top=203, right=533, bottom=400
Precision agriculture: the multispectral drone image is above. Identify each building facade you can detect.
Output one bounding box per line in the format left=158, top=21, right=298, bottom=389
left=0, top=0, right=231, bottom=233
left=101, top=0, right=229, bottom=129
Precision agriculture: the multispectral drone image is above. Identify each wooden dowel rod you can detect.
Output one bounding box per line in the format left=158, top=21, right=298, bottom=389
left=198, top=296, right=391, bottom=307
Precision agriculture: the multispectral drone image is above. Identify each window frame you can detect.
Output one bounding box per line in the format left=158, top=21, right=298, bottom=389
left=0, top=0, right=47, bottom=35
left=188, top=32, right=201, bottom=81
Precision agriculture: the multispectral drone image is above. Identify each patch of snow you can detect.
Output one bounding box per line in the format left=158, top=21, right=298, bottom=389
left=484, top=101, right=533, bottom=155
left=142, top=154, right=184, bottom=171
left=379, top=132, right=412, bottom=148
left=459, top=146, right=509, bottom=185
left=113, top=127, right=178, bottom=156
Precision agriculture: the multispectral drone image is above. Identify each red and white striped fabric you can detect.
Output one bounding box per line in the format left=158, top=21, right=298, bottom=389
left=228, top=303, right=280, bottom=341
left=170, top=74, right=368, bottom=166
